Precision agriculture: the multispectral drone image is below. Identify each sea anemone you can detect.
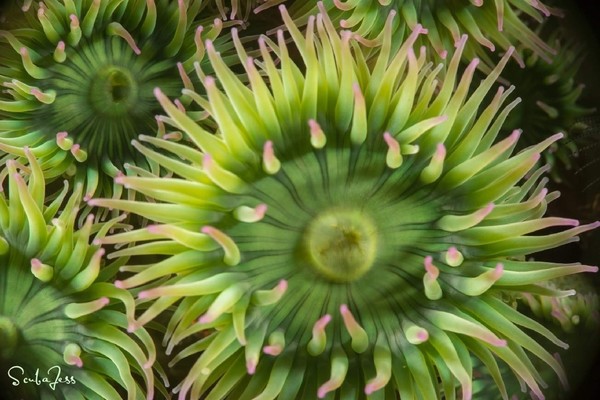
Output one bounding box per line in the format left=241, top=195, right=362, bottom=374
left=0, top=149, right=166, bottom=399
left=283, top=0, right=560, bottom=68
left=0, top=0, right=228, bottom=202
left=90, top=4, right=598, bottom=400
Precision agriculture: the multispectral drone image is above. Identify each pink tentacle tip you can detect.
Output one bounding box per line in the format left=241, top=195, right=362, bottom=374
left=492, top=263, right=504, bottom=278
left=71, top=357, right=83, bottom=368
left=276, top=279, right=288, bottom=291
left=114, top=174, right=125, bottom=185
left=147, top=224, right=161, bottom=234
left=138, top=290, right=151, bottom=299
left=316, top=314, right=332, bottom=329
left=83, top=192, right=94, bottom=202
left=530, top=390, right=545, bottom=400
left=263, top=140, right=274, bottom=154
left=127, top=322, right=138, bottom=333
left=340, top=304, right=350, bottom=314
left=455, top=34, right=468, bottom=49
left=262, top=345, right=280, bottom=356
left=416, top=329, right=429, bottom=342
left=255, top=204, right=268, bottom=219
left=317, top=387, right=328, bottom=399
left=86, top=198, right=99, bottom=207
left=204, top=75, right=216, bottom=87
left=201, top=225, right=214, bottom=235
left=462, top=387, right=473, bottom=400
left=202, top=153, right=213, bottom=167
left=114, top=280, right=125, bottom=289
left=246, top=360, right=257, bottom=375
left=143, top=360, right=153, bottom=369
left=69, top=14, right=79, bottom=26
left=99, top=297, right=110, bottom=307
left=424, top=256, right=438, bottom=278
left=483, top=202, right=495, bottom=214
left=364, top=383, right=378, bottom=395
left=412, top=23, right=426, bottom=35
left=468, top=58, right=480, bottom=70
left=510, top=129, right=522, bottom=141
left=198, top=314, right=213, bottom=324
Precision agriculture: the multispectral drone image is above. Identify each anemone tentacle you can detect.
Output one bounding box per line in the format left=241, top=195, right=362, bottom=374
left=91, top=5, right=598, bottom=400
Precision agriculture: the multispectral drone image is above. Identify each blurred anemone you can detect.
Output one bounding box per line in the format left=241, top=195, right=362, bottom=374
left=282, top=0, right=560, bottom=69
left=499, top=24, right=594, bottom=181
left=520, top=274, right=599, bottom=333
left=0, top=149, right=166, bottom=399
left=0, top=0, right=229, bottom=203
left=90, top=5, right=598, bottom=400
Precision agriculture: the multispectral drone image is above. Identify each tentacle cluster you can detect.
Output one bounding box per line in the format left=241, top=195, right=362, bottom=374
left=0, top=150, right=166, bottom=399
left=0, top=0, right=228, bottom=201
left=283, top=0, right=560, bottom=69
left=211, top=0, right=287, bottom=21
left=90, top=5, right=598, bottom=400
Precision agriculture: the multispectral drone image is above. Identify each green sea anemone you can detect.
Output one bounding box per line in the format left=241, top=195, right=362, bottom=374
left=282, top=0, right=560, bottom=69
left=0, top=0, right=227, bottom=202
left=0, top=149, right=167, bottom=399
left=90, top=5, right=598, bottom=400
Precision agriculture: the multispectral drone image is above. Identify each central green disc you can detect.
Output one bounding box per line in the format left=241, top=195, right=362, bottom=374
left=89, top=66, right=138, bottom=116
left=304, top=208, right=378, bottom=282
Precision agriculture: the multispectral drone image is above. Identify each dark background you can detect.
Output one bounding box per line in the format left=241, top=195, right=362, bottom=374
left=569, top=1, right=600, bottom=399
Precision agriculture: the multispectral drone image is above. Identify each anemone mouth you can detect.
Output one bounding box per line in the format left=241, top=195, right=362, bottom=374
left=304, top=207, right=378, bottom=282
left=90, top=66, right=139, bottom=114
